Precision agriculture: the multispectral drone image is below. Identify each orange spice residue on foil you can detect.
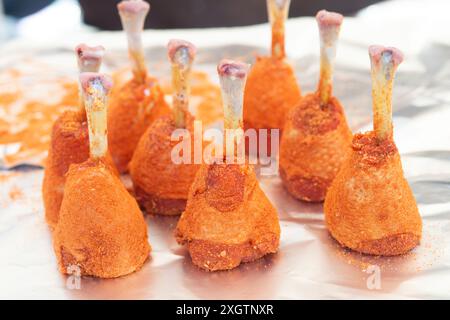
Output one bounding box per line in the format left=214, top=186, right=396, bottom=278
left=0, top=67, right=79, bottom=167
left=0, top=171, right=17, bottom=184
left=0, top=65, right=221, bottom=168
left=8, top=185, right=23, bottom=201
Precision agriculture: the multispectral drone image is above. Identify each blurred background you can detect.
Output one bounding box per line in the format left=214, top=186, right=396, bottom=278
left=0, top=0, right=385, bottom=40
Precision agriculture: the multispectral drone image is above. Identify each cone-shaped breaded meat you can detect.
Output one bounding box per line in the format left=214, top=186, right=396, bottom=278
left=176, top=60, right=280, bottom=271
left=108, top=0, right=170, bottom=173
left=130, top=40, right=200, bottom=215
left=279, top=10, right=352, bottom=202
left=324, top=46, right=422, bottom=256
left=54, top=73, right=150, bottom=278
left=42, top=44, right=117, bottom=228
left=243, top=0, right=301, bottom=153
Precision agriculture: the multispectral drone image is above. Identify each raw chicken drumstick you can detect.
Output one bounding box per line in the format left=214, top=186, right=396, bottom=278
left=279, top=10, right=352, bottom=202
left=176, top=60, right=280, bottom=271
left=54, top=73, right=150, bottom=278
left=129, top=39, right=200, bottom=215
left=108, top=0, right=170, bottom=173
left=324, top=46, right=422, bottom=256
left=42, top=44, right=117, bottom=228
left=243, top=0, right=301, bottom=154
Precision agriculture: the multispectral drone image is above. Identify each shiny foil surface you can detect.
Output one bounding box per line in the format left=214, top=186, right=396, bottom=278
left=1, top=1, right=450, bottom=299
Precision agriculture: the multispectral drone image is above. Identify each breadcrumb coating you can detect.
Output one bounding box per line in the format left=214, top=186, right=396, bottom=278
left=324, top=132, right=422, bottom=255
left=53, top=159, right=150, bottom=278
left=107, top=77, right=170, bottom=173
left=279, top=93, right=352, bottom=202
left=243, top=56, right=301, bottom=132
left=43, top=110, right=117, bottom=228
left=176, top=162, right=280, bottom=271
left=129, top=115, right=200, bottom=215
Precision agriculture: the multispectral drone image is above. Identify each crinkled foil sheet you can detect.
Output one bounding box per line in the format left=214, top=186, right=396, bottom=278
left=1, top=13, right=450, bottom=299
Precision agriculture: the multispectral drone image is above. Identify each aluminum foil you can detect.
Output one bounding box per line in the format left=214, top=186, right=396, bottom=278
left=1, top=4, right=450, bottom=298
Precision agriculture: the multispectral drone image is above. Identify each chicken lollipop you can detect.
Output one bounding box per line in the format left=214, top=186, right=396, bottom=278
left=129, top=39, right=199, bottom=215
left=176, top=60, right=280, bottom=271
left=324, top=46, right=422, bottom=256
left=279, top=10, right=352, bottom=202
left=43, top=44, right=117, bottom=228
left=108, top=0, right=170, bottom=173
left=54, top=73, right=150, bottom=278
left=243, top=0, right=301, bottom=153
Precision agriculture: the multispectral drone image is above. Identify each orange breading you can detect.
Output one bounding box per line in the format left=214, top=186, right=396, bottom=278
left=279, top=93, right=352, bottom=202
left=53, top=159, right=150, bottom=278
left=324, top=132, right=422, bottom=255
left=243, top=56, right=301, bottom=133
left=176, top=162, right=280, bottom=271
left=42, top=110, right=117, bottom=228
left=129, top=115, right=200, bottom=215
left=107, top=76, right=170, bottom=173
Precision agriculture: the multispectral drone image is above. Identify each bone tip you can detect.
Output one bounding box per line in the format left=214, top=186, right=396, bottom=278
left=316, top=10, right=343, bottom=28
left=75, top=44, right=105, bottom=60
left=272, top=0, right=290, bottom=9
left=117, top=0, right=150, bottom=15
left=369, top=45, right=404, bottom=67
left=217, top=59, right=249, bottom=79
left=167, top=39, right=197, bottom=62
left=79, top=72, right=113, bottom=93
